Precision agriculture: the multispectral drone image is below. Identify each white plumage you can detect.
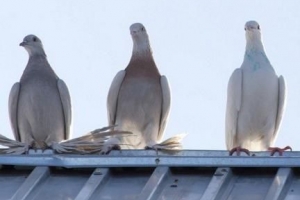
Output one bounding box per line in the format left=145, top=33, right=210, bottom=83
left=225, top=21, right=287, bottom=153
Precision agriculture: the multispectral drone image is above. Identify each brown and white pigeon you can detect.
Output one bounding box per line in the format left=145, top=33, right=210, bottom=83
left=103, top=23, right=171, bottom=153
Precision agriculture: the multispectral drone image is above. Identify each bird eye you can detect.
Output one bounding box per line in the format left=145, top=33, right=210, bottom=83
left=141, top=27, right=145, bottom=31
left=33, top=37, right=37, bottom=42
left=244, top=28, right=246, bottom=31
left=257, top=25, right=260, bottom=30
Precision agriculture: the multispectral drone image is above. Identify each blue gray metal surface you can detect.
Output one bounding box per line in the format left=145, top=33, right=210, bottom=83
left=0, top=150, right=299, bottom=200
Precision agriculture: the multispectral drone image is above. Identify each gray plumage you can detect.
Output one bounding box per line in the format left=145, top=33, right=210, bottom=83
left=225, top=21, right=287, bottom=151
left=9, top=35, right=72, bottom=148
left=105, top=23, right=171, bottom=151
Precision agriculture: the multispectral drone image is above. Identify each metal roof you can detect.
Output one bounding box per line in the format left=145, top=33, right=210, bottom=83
left=0, top=150, right=300, bottom=200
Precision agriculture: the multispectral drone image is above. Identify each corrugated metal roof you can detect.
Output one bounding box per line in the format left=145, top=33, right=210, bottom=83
left=0, top=150, right=299, bottom=200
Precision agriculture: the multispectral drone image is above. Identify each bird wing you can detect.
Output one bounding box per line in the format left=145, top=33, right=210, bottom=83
left=225, top=69, right=242, bottom=150
left=8, top=83, right=21, bottom=141
left=274, top=75, right=287, bottom=138
left=57, top=79, right=72, bottom=140
left=107, top=70, right=126, bottom=126
left=158, top=75, right=171, bottom=142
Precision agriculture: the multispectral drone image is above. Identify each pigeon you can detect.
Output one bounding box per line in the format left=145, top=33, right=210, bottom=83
left=103, top=23, right=171, bottom=153
left=225, top=21, right=289, bottom=156
left=9, top=34, right=72, bottom=149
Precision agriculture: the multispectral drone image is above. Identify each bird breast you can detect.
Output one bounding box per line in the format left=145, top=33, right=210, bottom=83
left=238, top=68, right=279, bottom=137
left=115, top=77, right=162, bottom=132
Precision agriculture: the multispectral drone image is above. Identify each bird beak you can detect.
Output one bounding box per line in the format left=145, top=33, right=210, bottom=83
left=19, top=41, right=26, bottom=46
left=130, top=30, right=137, bottom=36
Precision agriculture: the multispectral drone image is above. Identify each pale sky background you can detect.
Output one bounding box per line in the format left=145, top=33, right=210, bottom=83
left=0, top=1, right=300, bottom=150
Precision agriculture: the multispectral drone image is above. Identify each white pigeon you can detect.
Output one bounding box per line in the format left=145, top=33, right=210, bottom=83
left=103, top=23, right=171, bottom=153
left=225, top=21, right=289, bottom=156
left=9, top=35, right=72, bottom=149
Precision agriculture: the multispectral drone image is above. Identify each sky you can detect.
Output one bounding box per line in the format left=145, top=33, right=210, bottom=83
left=0, top=1, right=300, bottom=150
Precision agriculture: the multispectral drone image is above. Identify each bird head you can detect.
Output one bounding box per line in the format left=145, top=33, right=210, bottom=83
left=20, top=35, right=46, bottom=57
left=130, top=23, right=150, bottom=48
left=244, top=21, right=262, bottom=41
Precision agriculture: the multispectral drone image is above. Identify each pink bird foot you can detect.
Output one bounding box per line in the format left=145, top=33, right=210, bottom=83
left=229, top=146, right=250, bottom=156
left=268, top=146, right=292, bottom=156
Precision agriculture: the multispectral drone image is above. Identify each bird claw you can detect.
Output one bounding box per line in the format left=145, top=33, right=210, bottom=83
left=30, top=140, right=50, bottom=151
left=268, top=146, right=292, bottom=156
left=99, top=144, right=121, bottom=155
left=111, top=144, right=121, bottom=151
left=229, top=146, right=250, bottom=156
left=145, top=143, right=160, bottom=150
left=99, top=137, right=122, bottom=155
left=22, top=144, right=31, bottom=154
left=144, top=145, right=160, bottom=156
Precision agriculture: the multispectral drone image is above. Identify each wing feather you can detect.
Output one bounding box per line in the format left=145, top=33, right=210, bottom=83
left=225, top=69, right=242, bottom=150
left=8, top=83, right=21, bottom=141
left=158, top=75, right=171, bottom=142
left=273, top=76, right=287, bottom=139
left=57, top=79, right=72, bottom=140
left=107, top=70, right=126, bottom=126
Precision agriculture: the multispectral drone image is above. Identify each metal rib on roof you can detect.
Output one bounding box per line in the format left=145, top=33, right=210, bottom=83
left=0, top=150, right=299, bottom=200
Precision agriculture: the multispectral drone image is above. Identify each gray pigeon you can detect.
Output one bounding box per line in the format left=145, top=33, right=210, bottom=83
left=225, top=21, right=289, bottom=156
left=9, top=35, right=72, bottom=149
left=103, top=23, right=171, bottom=152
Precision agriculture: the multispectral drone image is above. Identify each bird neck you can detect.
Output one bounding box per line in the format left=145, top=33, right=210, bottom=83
left=25, top=55, right=54, bottom=73
left=243, top=40, right=271, bottom=69
left=127, top=48, right=160, bottom=76
left=26, top=46, right=47, bottom=58
left=245, top=38, right=265, bottom=53
left=28, top=54, right=48, bottom=63
left=131, top=40, right=153, bottom=57
left=21, top=55, right=58, bottom=82
left=130, top=41, right=155, bottom=63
